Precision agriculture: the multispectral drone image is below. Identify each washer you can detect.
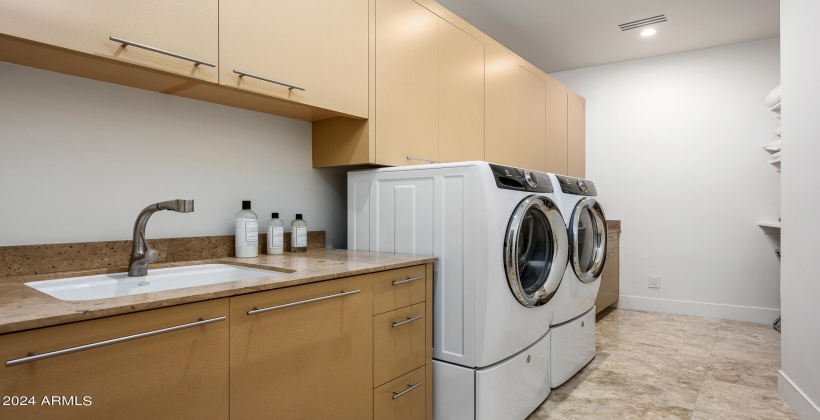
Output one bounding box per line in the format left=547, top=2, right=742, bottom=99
left=348, top=162, right=569, bottom=420
left=547, top=174, right=608, bottom=388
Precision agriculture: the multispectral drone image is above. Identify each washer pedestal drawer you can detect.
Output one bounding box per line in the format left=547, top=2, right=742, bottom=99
left=550, top=306, right=596, bottom=388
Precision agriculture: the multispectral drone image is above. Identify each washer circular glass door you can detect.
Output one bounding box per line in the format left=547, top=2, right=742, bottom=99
left=504, top=195, right=569, bottom=307
left=570, top=198, right=607, bottom=283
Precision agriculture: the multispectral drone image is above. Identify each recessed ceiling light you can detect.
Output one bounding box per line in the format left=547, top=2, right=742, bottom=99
left=640, top=28, right=657, bottom=37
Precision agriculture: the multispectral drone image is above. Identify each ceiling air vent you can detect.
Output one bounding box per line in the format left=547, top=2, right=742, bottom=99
left=618, top=15, right=667, bottom=31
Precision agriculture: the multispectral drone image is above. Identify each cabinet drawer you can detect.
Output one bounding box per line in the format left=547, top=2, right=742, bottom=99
left=374, top=366, right=426, bottom=420
left=374, top=265, right=426, bottom=315
left=375, top=302, right=426, bottom=387
left=0, top=299, right=229, bottom=420
left=607, top=232, right=619, bottom=250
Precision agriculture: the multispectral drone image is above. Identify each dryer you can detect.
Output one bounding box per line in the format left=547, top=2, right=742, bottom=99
left=547, top=174, right=608, bottom=388
left=348, top=162, right=568, bottom=420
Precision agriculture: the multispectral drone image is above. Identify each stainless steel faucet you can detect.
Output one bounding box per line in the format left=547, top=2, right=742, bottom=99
left=128, top=199, right=194, bottom=277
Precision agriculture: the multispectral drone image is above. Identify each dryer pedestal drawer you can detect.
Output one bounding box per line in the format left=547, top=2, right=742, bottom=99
left=550, top=306, right=596, bottom=388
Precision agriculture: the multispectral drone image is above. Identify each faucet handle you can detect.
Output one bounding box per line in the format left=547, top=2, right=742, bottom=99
left=144, top=248, right=159, bottom=264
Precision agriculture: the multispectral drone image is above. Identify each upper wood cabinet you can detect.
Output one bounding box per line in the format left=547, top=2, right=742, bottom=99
left=545, top=78, right=569, bottom=175
left=0, top=299, right=229, bottom=420
left=568, top=91, right=586, bottom=178
left=219, top=0, right=368, bottom=118
left=484, top=42, right=520, bottom=167
left=518, top=66, right=547, bottom=172
left=0, top=0, right=218, bottom=83
left=438, top=20, right=485, bottom=163
left=375, top=0, right=440, bottom=166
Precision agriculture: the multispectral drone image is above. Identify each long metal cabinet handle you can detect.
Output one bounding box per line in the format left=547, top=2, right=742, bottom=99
left=248, top=290, right=360, bottom=315
left=109, top=36, right=216, bottom=67
left=407, top=156, right=441, bottom=164
left=392, top=276, right=424, bottom=285
left=5, top=316, right=226, bottom=367
left=392, top=315, right=424, bottom=327
left=392, top=381, right=424, bottom=399
left=233, top=70, right=306, bottom=91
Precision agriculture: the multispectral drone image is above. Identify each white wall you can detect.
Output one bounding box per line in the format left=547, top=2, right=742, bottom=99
left=0, top=62, right=348, bottom=248
left=551, top=38, right=781, bottom=323
left=779, top=1, right=820, bottom=417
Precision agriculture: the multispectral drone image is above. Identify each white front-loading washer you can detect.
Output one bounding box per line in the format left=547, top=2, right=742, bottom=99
left=547, top=174, right=608, bottom=388
left=348, top=162, right=568, bottom=419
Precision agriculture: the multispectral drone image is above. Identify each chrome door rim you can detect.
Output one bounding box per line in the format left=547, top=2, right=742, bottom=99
left=504, top=195, right=569, bottom=307
left=569, top=197, right=607, bottom=283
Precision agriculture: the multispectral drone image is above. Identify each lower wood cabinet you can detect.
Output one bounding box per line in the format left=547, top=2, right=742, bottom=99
left=229, top=275, right=374, bottom=420
left=0, top=262, right=434, bottom=419
left=0, top=299, right=229, bottom=420
left=596, top=229, right=620, bottom=313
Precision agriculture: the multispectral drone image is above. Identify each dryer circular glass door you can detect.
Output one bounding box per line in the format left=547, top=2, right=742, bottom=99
left=504, top=195, right=569, bottom=307
left=570, top=198, right=607, bottom=283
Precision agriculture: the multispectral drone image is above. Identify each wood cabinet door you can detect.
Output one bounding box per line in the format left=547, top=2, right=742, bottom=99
left=438, top=20, right=484, bottom=163
left=376, top=0, right=439, bottom=166
left=219, top=0, right=368, bottom=117
left=484, top=42, right=520, bottom=167
left=518, top=66, right=547, bottom=171
left=0, top=0, right=218, bottom=82
left=596, top=246, right=620, bottom=313
left=0, top=299, right=229, bottom=420
left=229, top=276, right=373, bottom=420
left=546, top=78, right=569, bottom=175
left=568, top=92, right=586, bottom=178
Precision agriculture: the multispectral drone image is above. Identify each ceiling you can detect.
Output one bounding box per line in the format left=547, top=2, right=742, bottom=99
left=435, top=0, right=780, bottom=73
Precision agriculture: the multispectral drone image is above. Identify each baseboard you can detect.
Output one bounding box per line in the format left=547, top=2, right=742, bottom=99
left=615, top=295, right=780, bottom=324
left=779, top=370, right=820, bottom=420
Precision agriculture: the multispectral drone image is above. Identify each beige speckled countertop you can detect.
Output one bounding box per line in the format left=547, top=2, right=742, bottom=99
left=0, top=249, right=436, bottom=335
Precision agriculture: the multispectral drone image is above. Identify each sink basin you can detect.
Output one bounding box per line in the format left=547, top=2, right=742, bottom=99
left=25, top=264, right=285, bottom=301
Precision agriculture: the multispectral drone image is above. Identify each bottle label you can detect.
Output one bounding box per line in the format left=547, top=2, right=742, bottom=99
left=293, top=227, right=308, bottom=247
left=267, top=226, right=284, bottom=247
left=236, top=218, right=258, bottom=246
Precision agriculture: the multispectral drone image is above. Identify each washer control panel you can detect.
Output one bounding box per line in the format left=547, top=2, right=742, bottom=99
left=488, top=163, right=553, bottom=193
left=554, top=174, right=597, bottom=196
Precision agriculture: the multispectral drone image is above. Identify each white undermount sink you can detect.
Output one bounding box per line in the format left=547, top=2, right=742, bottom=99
left=25, top=264, right=284, bottom=301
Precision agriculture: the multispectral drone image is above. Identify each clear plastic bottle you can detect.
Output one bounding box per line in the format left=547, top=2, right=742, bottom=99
left=290, top=214, right=308, bottom=253
left=235, top=201, right=258, bottom=258
left=266, top=212, right=284, bottom=255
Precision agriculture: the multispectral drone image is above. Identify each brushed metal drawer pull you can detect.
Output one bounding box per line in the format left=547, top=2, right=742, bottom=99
left=5, top=316, right=226, bottom=367
left=109, top=36, right=216, bottom=67
left=392, top=276, right=424, bottom=286
left=392, top=314, right=423, bottom=327
left=407, top=156, right=441, bottom=164
left=248, top=290, right=360, bottom=315
left=233, top=70, right=306, bottom=91
left=392, top=381, right=424, bottom=399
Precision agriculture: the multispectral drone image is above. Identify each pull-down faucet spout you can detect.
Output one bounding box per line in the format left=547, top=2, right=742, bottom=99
left=128, top=199, right=194, bottom=277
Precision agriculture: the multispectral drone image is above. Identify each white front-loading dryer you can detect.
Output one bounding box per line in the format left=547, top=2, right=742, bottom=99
left=348, top=161, right=568, bottom=419
left=547, top=174, right=608, bottom=388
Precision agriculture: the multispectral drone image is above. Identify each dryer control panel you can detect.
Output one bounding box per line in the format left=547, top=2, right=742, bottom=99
left=488, top=163, right=553, bottom=193
left=554, top=175, right=598, bottom=196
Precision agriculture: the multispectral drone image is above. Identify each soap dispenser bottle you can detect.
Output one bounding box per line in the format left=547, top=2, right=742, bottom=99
left=266, top=213, right=284, bottom=255
left=235, top=201, right=258, bottom=258
left=291, top=214, right=308, bottom=253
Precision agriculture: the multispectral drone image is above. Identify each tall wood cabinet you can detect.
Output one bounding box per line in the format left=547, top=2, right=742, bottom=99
left=518, top=67, right=547, bottom=171
left=546, top=78, right=570, bottom=175
left=568, top=92, right=587, bottom=178
left=484, top=42, right=520, bottom=167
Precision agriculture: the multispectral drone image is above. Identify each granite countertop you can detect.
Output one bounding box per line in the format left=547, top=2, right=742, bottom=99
left=0, top=249, right=436, bottom=335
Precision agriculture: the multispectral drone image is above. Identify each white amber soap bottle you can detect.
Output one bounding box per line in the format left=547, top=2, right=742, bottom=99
left=266, top=212, right=284, bottom=255
left=235, top=201, right=258, bottom=258
left=290, top=214, right=308, bottom=253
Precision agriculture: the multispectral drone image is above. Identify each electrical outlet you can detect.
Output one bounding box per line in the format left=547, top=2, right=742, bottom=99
left=648, top=276, right=660, bottom=288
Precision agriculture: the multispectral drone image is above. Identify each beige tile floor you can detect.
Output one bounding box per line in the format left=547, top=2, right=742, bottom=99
left=529, top=309, right=795, bottom=420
